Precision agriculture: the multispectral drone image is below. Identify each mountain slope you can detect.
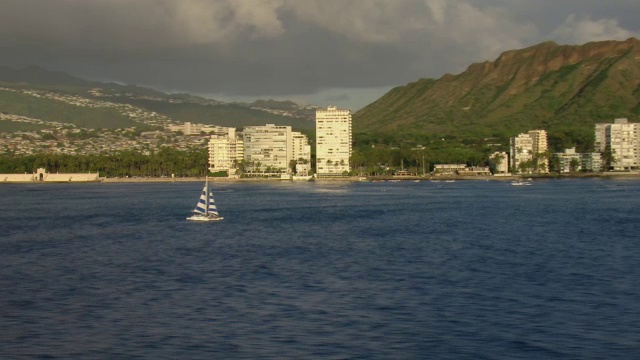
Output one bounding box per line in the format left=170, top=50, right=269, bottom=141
left=0, top=66, right=315, bottom=131
left=354, top=38, right=640, bottom=148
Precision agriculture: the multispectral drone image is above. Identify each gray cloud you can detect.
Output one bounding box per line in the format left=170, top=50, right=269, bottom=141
left=1, top=0, right=639, bottom=109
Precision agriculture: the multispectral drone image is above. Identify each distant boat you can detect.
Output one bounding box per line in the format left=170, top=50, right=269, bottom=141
left=511, top=180, right=532, bottom=186
left=187, top=177, right=223, bottom=222
left=292, top=174, right=314, bottom=181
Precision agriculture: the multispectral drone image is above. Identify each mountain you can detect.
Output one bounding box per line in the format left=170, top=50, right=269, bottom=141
left=354, top=38, right=640, bottom=150
left=0, top=65, right=98, bottom=87
left=0, top=66, right=315, bottom=131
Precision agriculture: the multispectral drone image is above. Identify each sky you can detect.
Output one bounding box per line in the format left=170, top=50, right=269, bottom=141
left=1, top=0, right=639, bottom=110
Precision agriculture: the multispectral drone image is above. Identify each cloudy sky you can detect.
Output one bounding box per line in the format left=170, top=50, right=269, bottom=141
left=1, top=0, right=639, bottom=110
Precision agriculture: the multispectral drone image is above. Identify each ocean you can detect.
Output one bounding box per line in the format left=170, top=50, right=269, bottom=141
left=1, top=178, right=639, bottom=359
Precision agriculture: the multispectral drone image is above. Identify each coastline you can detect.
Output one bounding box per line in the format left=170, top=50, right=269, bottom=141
left=101, top=172, right=640, bottom=183
left=3, top=172, right=639, bottom=184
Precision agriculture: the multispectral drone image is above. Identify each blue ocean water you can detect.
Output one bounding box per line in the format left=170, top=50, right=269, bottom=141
left=1, top=178, right=639, bottom=359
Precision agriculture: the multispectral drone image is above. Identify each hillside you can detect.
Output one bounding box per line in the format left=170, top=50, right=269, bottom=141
left=354, top=38, right=640, bottom=150
left=0, top=66, right=315, bottom=131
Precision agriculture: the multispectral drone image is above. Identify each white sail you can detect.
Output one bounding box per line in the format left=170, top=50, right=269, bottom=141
left=207, top=191, right=219, bottom=216
left=192, top=186, right=208, bottom=214
left=187, top=176, right=223, bottom=221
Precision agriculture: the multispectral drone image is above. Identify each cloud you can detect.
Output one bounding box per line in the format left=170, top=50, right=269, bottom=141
left=0, top=0, right=286, bottom=49
left=550, top=14, right=640, bottom=44
left=286, top=0, right=429, bottom=43
left=423, top=2, right=538, bottom=64
left=0, top=0, right=638, bottom=110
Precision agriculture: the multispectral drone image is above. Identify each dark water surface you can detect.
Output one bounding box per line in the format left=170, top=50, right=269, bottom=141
left=1, top=179, right=639, bottom=359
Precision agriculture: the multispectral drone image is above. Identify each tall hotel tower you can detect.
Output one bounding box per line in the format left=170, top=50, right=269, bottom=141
left=316, top=106, right=352, bottom=176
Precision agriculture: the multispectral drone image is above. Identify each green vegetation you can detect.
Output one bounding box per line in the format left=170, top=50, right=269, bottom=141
left=0, top=89, right=136, bottom=128
left=107, top=97, right=314, bottom=131
left=0, top=147, right=208, bottom=177
left=353, top=38, right=640, bottom=164
left=1, top=66, right=314, bottom=132
left=0, top=120, right=48, bottom=132
left=350, top=133, right=492, bottom=176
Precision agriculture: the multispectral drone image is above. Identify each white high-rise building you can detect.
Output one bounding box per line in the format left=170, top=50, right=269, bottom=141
left=243, top=124, right=291, bottom=173
left=291, top=132, right=311, bottom=175
left=528, top=130, right=549, bottom=173
left=594, top=118, right=640, bottom=170
left=607, top=118, right=639, bottom=170
left=241, top=124, right=311, bottom=175
left=316, top=106, right=352, bottom=176
left=208, top=127, right=243, bottom=176
left=594, top=123, right=609, bottom=152
left=510, top=133, right=533, bottom=173
left=509, top=129, right=548, bottom=173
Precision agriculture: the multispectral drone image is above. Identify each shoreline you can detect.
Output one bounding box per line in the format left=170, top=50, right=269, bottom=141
left=2, top=172, right=639, bottom=184
left=77, top=171, right=640, bottom=183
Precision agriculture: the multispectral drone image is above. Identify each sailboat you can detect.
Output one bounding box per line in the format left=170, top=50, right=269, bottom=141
left=187, top=177, right=224, bottom=221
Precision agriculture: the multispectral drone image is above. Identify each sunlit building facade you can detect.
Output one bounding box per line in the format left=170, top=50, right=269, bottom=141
left=291, top=132, right=311, bottom=175
left=607, top=118, right=638, bottom=170
left=208, top=127, right=243, bottom=176
left=509, top=130, right=548, bottom=173
left=316, top=106, right=352, bottom=176
left=243, top=124, right=291, bottom=173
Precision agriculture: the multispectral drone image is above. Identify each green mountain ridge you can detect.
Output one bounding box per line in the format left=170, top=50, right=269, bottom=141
left=354, top=37, right=640, bottom=151
left=0, top=66, right=315, bottom=131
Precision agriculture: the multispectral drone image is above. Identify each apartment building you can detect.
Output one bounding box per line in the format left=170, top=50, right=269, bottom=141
left=553, top=148, right=604, bottom=173
left=291, top=132, right=312, bottom=176
left=208, top=127, right=243, bottom=176
left=594, top=118, right=640, bottom=170
left=509, top=130, right=548, bottom=173
left=509, top=133, right=533, bottom=173
left=594, top=123, right=609, bottom=152
left=242, top=124, right=292, bottom=173
left=554, top=147, right=582, bottom=173
left=316, top=106, right=352, bottom=176
left=608, top=118, right=638, bottom=170
left=170, top=122, right=228, bottom=135
left=490, top=152, right=509, bottom=174
left=581, top=152, right=603, bottom=172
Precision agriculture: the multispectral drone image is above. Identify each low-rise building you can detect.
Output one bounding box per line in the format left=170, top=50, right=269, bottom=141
left=581, top=152, right=603, bottom=172
left=554, top=147, right=582, bottom=173
left=458, top=166, right=492, bottom=176
left=490, top=152, right=509, bottom=174
left=553, top=148, right=604, bottom=173
left=433, top=164, right=467, bottom=176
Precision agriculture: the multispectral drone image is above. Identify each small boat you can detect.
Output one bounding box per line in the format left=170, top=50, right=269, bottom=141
left=292, top=175, right=314, bottom=181
left=511, top=180, right=532, bottom=186
left=187, top=177, right=224, bottom=221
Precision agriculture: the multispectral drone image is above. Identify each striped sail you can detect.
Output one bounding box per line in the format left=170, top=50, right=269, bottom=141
left=193, top=186, right=208, bottom=214
left=208, top=191, right=219, bottom=216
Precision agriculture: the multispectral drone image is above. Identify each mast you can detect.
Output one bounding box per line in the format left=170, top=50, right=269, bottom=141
left=204, top=175, right=209, bottom=216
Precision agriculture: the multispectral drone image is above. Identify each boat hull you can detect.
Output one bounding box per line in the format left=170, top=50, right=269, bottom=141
left=186, top=214, right=224, bottom=222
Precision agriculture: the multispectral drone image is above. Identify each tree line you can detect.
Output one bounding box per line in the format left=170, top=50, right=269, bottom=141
left=0, top=147, right=209, bottom=177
